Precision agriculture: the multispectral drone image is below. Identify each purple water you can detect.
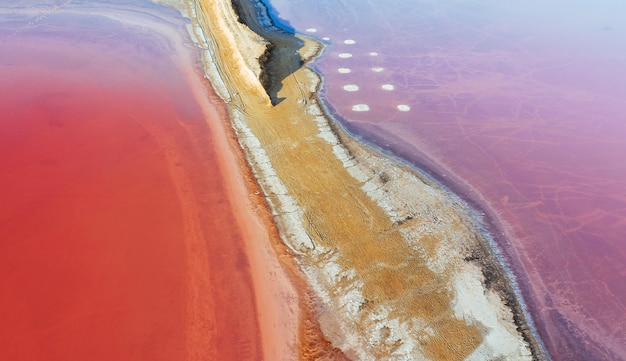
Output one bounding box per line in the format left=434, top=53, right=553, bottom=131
left=268, top=0, right=626, bottom=359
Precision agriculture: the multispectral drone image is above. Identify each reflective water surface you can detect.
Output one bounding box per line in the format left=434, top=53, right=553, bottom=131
left=0, top=2, right=263, bottom=359
left=269, top=0, right=626, bottom=360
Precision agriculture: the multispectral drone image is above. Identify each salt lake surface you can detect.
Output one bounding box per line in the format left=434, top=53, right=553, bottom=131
left=0, top=1, right=265, bottom=359
left=268, top=0, right=626, bottom=360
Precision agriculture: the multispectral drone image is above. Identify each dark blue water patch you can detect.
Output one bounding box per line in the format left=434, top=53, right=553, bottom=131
left=258, top=0, right=295, bottom=33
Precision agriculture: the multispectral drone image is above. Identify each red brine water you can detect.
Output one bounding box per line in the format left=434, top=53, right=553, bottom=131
left=0, top=2, right=262, bottom=360
left=269, top=0, right=626, bottom=359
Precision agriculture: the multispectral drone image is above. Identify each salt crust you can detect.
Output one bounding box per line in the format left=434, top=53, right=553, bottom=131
left=231, top=110, right=315, bottom=252
left=352, top=104, right=370, bottom=111
left=300, top=92, right=532, bottom=360
left=343, top=84, right=359, bottom=92
left=337, top=68, right=351, bottom=73
left=318, top=101, right=532, bottom=360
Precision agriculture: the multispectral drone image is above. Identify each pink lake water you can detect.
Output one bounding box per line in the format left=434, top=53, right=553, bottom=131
left=269, top=0, right=626, bottom=360
left=0, top=2, right=265, bottom=360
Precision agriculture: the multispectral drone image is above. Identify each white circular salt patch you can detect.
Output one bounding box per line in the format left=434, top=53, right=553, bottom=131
left=344, top=39, right=356, bottom=44
left=382, top=84, right=394, bottom=90
left=371, top=67, right=384, bottom=72
left=338, top=53, right=353, bottom=58
left=397, top=104, right=411, bottom=112
left=352, top=104, right=370, bottom=112
left=343, top=84, right=359, bottom=92
left=322, top=37, right=330, bottom=41
left=305, top=28, right=318, bottom=33
left=369, top=52, right=379, bottom=56
left=337, top=68, right=351, bottom=74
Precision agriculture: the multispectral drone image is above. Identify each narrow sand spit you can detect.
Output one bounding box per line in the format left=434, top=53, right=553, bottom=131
left=157, top=0, right=347, bottom=359
left=165, top=0, right=549, bottom=359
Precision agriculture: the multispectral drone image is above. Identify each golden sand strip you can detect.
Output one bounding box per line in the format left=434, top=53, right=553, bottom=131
left=166, top=0, right=547, bottom=359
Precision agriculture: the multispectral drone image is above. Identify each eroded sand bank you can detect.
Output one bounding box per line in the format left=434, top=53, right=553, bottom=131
left=168, top=0, right=549, bottom=359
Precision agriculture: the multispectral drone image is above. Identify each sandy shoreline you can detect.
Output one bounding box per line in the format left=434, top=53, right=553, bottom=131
left=162, top=0, right=550, bottom=359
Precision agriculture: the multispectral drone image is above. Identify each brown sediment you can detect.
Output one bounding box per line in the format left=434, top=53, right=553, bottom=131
left=179, top=0, right=549, bottom=359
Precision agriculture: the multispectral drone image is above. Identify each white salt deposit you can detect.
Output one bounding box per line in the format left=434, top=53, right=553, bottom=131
left=343, top=84, right=359, bottom=92
left=337, top=68, right=351, bottom=74
left=344, top=39, right=356, bottom=44
left=305, top=28, right=317, bottom=33
left=322, top=37, right=330, bottom=41
left=371, top=67, right=384, bottom=72
left=397, top=104, right=411, bottom=111
left=382, top=84, right=394, bottom=90
left=369, top=52, right=379, bottom=56
left=352, top=104, right=370, bottom=112
left=338, top=53, right=353, bottom=58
